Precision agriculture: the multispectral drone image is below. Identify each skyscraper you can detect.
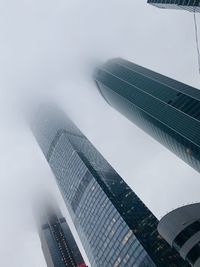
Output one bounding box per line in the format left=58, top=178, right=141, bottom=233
left=94, top=58, right=200, bottom=174
left=31, top=106, right=189, bottom=267
left=38, top=202, right=87, bottom=267
left=147, top=0, right=200, bottom=12
left=158, top=203, right=200, bottom=267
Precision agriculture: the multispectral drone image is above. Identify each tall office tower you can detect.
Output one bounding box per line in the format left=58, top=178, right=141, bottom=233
left=31, top=106, right=189, bottom=267
left=147, top=0, right=200, bottom=12
left=158, top=203, right=200, bottom=267
left=94, top=58, right=200, bottom=174
left=38, top=203, right=87, bottom=267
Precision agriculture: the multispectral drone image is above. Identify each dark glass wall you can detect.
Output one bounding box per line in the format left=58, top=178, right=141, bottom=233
left=32, top=107, right=189, bottom=267
left=147, top=0, right=200, bottom=12
left=94, top=58, right=200, bottom=174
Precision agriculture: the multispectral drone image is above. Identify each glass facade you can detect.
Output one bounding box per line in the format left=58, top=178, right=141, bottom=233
left=147, top=0, right=200, bottom=12
left=39, top=205, right=86, bottom=267
left=32, top=106, right=189, bottom=267
left=94, top=58, right=200, bottom=174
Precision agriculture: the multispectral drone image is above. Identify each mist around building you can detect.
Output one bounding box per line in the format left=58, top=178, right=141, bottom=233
left=1, top=0, right=200, bottom=267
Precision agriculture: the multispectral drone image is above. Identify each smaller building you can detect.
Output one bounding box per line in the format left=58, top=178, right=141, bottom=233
left=38, top=203, right=87, bottom=267
left=158, top=203, right=200, bottom=266
left=147, top=0, right=200, bottom=12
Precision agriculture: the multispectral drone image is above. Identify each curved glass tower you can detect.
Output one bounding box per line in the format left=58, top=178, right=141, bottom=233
left=31, top=106, right=189, bottom=267
left=94, top=58, right=200, bottom=173
left=158, top=203, right=200, bottom=267
left=147, top=0, right=200, bottom=12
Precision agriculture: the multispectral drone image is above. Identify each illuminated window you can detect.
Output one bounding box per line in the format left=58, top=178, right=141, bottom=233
left=186, top=148, right=192, bottom=155
left=122, top=230, right=133, bottom=245
left=123, top=253, right=130, bottom=264
left=114, top=257, right=121, bottom=267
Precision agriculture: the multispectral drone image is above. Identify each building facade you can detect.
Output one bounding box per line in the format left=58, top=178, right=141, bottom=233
left=38, top=203, right=87, bottom=267
left=147, top=0, right=200, bottom=12
left=32, top=106, right=189, bottom=267
left=94, top=58, right=200, bottom=174
left=158, top=203, right=200, bottom=267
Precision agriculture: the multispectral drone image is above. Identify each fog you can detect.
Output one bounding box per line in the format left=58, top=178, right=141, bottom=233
left=0, top=0, right=200, bottom=266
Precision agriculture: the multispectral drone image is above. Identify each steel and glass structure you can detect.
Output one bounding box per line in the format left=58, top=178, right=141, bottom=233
left=158, top=203, right=200, bottom=267
left=147, top=0, right=200, bottom=12
left=38, top=203, right=87, bottom=267
left=94, top=58, right=200, bottom=174
left=32, top=106, right=188, bottom=267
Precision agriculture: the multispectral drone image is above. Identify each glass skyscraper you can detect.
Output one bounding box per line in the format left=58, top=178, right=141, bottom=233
left=94, top=58, right=200, bottom=174
left=147, top=0, right=200, bottom=12
left=31, top=106, right=188, bottom=267
left=38, top=203, right=87, bottom=267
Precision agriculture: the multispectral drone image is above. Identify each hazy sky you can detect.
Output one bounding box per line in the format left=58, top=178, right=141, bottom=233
left=0, top=0, right=200, bottom=266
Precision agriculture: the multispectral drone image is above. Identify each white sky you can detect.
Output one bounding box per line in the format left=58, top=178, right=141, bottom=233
left=0, top=0, right=200, bottom=266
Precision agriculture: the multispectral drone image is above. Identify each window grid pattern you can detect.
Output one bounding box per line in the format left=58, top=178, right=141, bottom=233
left=74, top=180, right=154, bottom=267
left=49, top=133, right=156, bottom=267
left=41, top=212, right=85, bottom=267
left=94, top=58, right=200, bottom=173
left=33, top=108, right=189, bottom=267
left=43, top=228, right=67, bottom=267
left=147, top=0, right=200, bottom=12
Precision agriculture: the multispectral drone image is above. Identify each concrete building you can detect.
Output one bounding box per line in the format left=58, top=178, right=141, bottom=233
left=158, top=203, right=200, bottom=267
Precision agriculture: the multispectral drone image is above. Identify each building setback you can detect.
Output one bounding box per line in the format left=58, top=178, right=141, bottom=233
left=147, top=0, right=200, bottom=12
left=31, top=106, right=189, bottom=267
left=38, top=203, right=87, bottom=267
left=94, top=58, right=200, bottom=174
left=158, top=203, right=200, bottom=267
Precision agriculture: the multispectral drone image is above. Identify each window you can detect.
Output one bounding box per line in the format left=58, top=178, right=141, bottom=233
left=114, top=257, right=121, bottom=267
left=122, top=230, right=133, bottom=245
left=186, top=243, right=200, bottom=265
left=173, top=220, right=200, bottom=250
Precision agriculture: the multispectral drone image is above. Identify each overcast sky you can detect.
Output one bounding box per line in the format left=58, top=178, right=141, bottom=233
left=0, top=0, right=200, bottom=266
